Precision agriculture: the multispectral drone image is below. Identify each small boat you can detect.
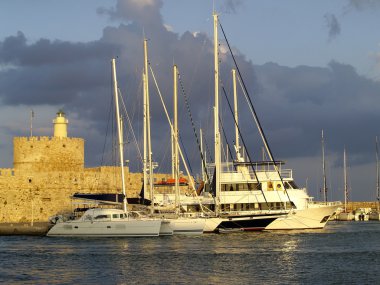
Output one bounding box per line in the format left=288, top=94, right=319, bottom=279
left=369, top=137, right=380, bottom=220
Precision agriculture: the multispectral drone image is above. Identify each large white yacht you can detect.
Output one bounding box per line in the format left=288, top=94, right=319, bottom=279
left=153, top=12, right=340, bottom=231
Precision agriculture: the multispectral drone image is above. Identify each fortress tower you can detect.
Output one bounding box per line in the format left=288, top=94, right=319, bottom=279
left=13, top=110, right=84, bottom=172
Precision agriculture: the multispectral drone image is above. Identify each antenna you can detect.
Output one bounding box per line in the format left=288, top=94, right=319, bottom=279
left=30, top=109, right=34, bottom=137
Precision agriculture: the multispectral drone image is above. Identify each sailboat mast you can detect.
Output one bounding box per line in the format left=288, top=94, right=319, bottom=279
left=111, top=58, right=128, bottom=213
left=322, top=129, right=328, bottom=203
left=343, top=148, right=347, bottom=212
left=173, top=65, right=180, bottom=214
left=376, top=137, right=379, bottom=211
left=142, top=71, right=148, bottom=204
left=232, top=69, right=242, bottom=162
left=144, top=39, right=154, bottom=214
left=213, top=12, right=221, bottom=215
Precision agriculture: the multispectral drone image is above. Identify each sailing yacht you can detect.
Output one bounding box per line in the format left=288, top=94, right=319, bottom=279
left=369, top=137, right=380, bottom=220
left=335, top=148, right=354, bottom=221
left=47, top=59, right=162, bottom=237
left=141, top=41, right=207, bottom=235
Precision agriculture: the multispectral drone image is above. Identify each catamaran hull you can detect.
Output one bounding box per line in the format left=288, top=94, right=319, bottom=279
left=265, top=205, right=338, bottom=230
left=47, top=220, right=162, bottom=237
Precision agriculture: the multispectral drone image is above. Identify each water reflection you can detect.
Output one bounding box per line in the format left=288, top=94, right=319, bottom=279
left=1, top=223, right=380, bottom=284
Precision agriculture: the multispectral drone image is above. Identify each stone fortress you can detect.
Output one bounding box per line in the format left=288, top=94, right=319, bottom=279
left=0, top=110, right=170, bottom=223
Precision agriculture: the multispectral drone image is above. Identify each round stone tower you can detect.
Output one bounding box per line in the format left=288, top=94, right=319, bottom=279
left=53, top=109, right=68, bottom=138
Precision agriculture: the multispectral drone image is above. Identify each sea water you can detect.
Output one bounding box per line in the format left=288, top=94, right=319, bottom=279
left=0, top=221, right=379, bottom=284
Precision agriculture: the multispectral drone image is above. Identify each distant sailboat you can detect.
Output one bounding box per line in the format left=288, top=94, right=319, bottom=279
left=369, top=136, right=380, bottom=220
left=336, top=148, right=354, bottom=221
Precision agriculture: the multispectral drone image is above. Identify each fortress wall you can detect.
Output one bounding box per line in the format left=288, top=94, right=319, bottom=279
left=0, top=166, right=180, bottom=223
left=13, top=137, right=84, bottom=172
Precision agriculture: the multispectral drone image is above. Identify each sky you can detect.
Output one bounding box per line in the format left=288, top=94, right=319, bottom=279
left=1, top=0, right=380, bottom=201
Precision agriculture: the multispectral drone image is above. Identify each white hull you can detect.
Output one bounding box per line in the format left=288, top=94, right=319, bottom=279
left=47, top=219, right=162, bottom=237
left=159, top=220, right=174, bottom=236
left=167, top=218, right=205, bottom=235
left=47, top=208, right=162, bottom=237
left=369, top=211, right=380, bottom=220
left=265, top=204, right=338, bottom=230
left=203, top=217, right=225, bottom=233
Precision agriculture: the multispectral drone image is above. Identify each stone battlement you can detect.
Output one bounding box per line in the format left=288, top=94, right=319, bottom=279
left=14, top=136, right=83, bottom=143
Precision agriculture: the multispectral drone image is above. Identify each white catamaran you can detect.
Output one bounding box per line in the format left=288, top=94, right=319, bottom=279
left=47, top=59, right=162, bottom=237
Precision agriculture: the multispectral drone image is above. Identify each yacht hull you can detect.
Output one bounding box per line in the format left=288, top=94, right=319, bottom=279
left=168, top=218, right=205, bottom=235
left=47, top=219, right=162, bottom=237
left=217, top=214, right=280, bottom=232
left=265, top=205, right=338, bottom=230
left=203, top=217, right=225, bottom=233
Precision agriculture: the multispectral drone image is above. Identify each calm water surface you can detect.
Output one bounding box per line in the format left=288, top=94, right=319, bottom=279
left=0, top=221, right=379, bottom=284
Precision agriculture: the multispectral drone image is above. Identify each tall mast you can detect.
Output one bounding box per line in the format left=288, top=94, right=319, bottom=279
left=144, top=39, right=154, bottom=214
left=173, top=65, right=180, bottom=214
left=111, top=58, right=128, bottom=213
left=376, top=137, right=379, bottom=211
left=343, top=147, right=348, bottom=212
left=213, top=12, right=221, bottom=215
left=322, top=129, right=328, bottom=203
left=232, top=69, right=242, bottom=162
left=143, top=71, right=148, bottom=203
left=200, top=128, right=206, bottom=182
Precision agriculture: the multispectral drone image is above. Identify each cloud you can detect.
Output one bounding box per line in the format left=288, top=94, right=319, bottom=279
left=219, top=0, right=245, bottom=14
left=324, top=13, right=341, bottom=42
left=97, top=0, right=163, bottom=28
left=1, top=0, right=380, bottom=200
left=346, top=0, right=380, bottom=11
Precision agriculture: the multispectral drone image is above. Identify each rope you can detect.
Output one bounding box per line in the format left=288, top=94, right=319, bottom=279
left=177, top=69, right=210, bottom=182
left=219, top=19, right=293, bottom=208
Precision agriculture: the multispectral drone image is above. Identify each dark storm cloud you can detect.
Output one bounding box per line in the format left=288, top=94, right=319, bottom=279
left=324, top=13, right=340, bottom=42
left=1, top=0, right=380, bottom=178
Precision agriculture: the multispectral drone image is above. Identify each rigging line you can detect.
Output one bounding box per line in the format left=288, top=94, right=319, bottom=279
left=100, top=80, right=114, bottom=167
left=178, top=132, right=194, bottom=176
left=148, top=63, right=208, bottom=213
left=219, top=20, right=293, bottom=207
left=177, top=68, right=210, bottom=182
left=117, top=88, right=143, bottom=164
left=221, top=85, right=270, bottom=208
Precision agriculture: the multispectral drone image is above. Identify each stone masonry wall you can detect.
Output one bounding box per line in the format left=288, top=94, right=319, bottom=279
left=13, top=136, right=84, bottom=172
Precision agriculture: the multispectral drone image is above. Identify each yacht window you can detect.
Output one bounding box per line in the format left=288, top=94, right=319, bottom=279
left=94, top=214, right=110, bottom=219
left=112, top=214, right=119, bottom=219
left=120, top=214, right=124, bottom=219
left=288, top=181, right=298, bottom=189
